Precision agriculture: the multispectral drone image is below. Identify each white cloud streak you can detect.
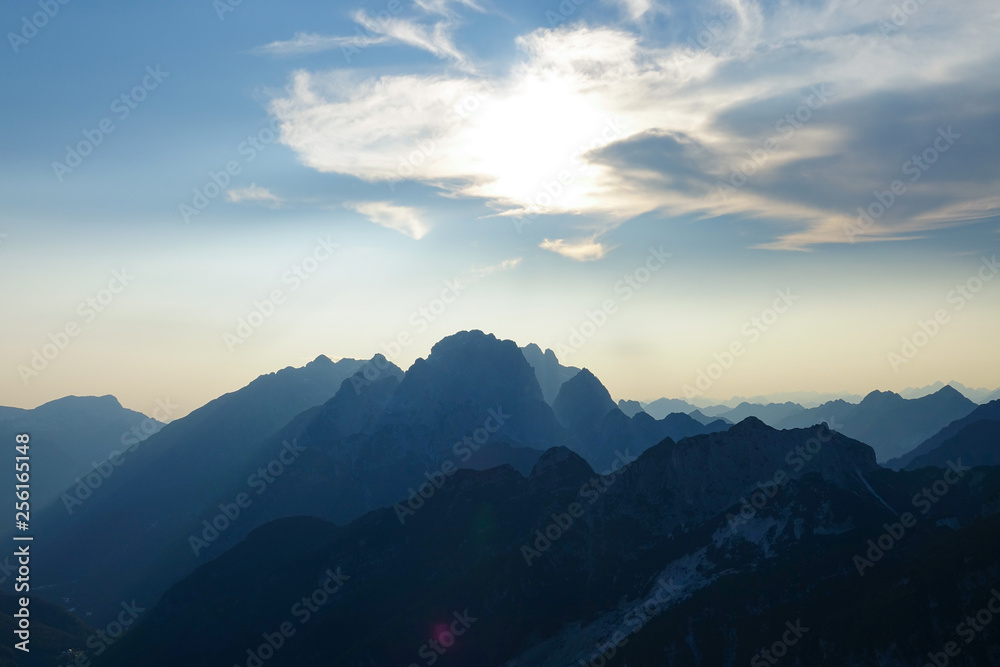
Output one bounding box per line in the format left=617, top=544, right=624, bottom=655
left=226, top=184, right=282, bottom=206
left=268, top=1, right=1000, bottom=253
left=347, top=201, right=430, bottom=239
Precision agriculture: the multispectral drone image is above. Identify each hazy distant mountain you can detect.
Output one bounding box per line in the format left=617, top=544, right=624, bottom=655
left=773, top=398, right=858, bottom=430
left=687, top=409, right=728, bottom=425
left=683, top=390, right=864, bottom=409
left=0, top=395, right=160, bottom=507
left=640, top=397, right=699, bottom=419
left=713, top=401, right=805, bottom=427
left=31, top=354, right=368, bottom=620
left=554, top=369, right=726, bottom=470
left=900, top=380, right=997, bottom=403
left=987, top=387, right=1000, bottom=403
left=642, top=391, right=861, bottom=416
left=617, top=399, right=644, bottom=417
left=776, top=386, right=977, bottom=461
left=888, top=399, right=1000, bottom=469
left=93, top=418, right=1000, bottom=667
left=898, top=380, right=949, bottom=398
left=520, top=343, right=580, bottom=405
left=691, top=403, right=733, bottom=417
left=905, top=420, right=1000, bottom=470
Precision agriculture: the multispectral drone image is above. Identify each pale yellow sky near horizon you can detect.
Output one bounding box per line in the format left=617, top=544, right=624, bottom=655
left=3, top=237, right=997, bottom=420
left=3, top=323, right=997, bottom=420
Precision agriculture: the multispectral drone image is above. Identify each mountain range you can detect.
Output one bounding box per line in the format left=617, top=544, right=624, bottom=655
left=774, top=386, right=978, bottom=461
left=26, top=332, right=732, bottom=624
left=905, top=420, right=1000, bottom=470
left=91, top=417, right=1000, bottom=666
left=899, top=380, right=999, bottom=403
left=887, top=399, right=1000, bottom=470
left=3, top=331, right=997, bottom=666
left=28, top=354, right=368, bottom=621
left=0, top=395, right=162, bottom=508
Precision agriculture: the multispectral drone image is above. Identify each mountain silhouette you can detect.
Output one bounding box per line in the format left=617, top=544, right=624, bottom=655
left=617, top=398, right=645, bottom=417
left=30, top=354, right=369, bottom=620
left=0, top=395, right=160, bottom=507
left=520, top=342, right=580, bottom=405
left=89, top=417, right=1000, bottom=666
left=553, top=368, right=728, bottom=470
left=905, top=420, right=1000, bottom=470
left=713, top=401, right=805, bottom=426
left=888, top=399, right=1000, bottom=469
left=19, top=332, right=1000, bottom=667
left=640, top=397, right=699, bottom=419
left=776, top=386, right=976, bottom=461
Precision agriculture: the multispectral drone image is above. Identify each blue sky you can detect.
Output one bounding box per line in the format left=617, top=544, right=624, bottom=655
left=1, top=0, right=998, bottom=417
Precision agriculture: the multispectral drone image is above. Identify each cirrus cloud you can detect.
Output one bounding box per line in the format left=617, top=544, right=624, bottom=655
left=268, top=0, right=1000, bottom=255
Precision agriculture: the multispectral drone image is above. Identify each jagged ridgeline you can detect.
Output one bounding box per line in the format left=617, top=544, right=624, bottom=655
left=8, top=331, right=998, bottom=666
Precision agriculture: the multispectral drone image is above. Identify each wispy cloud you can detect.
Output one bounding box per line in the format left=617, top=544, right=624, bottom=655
left=254, top=32, right=387, bottom=56
left=347, top=201, right=430, bottom=239
left=470, top=257, right=522, bottom=278
left=254, top=0, right=479, bottom=68
left=613, top=0, right=653, bottom=21
left=539, top=238, right=610, bottom=262
left=270, top=1, right=1000, bottom=251
left=414, top=0, right=484, bottom=18
left=226, top=184, right=282, bottom=206
left=352, top=9, right=471, bottom=69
